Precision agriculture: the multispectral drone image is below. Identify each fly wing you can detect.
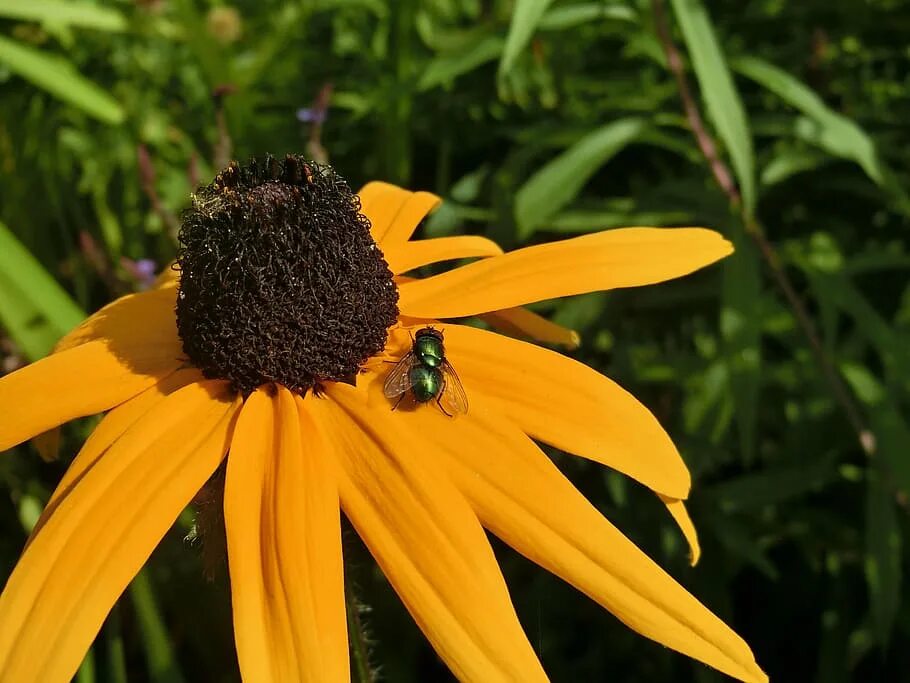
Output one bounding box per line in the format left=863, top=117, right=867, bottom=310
left=439, top=360, right=469, bottom=415
left=383, top=352, right=417, bottom=398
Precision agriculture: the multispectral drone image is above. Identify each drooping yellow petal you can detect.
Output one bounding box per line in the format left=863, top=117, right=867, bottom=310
left=383, top=235, right=503, bottom=275
left=398, top=227, right=733, bottom=318
left=435, top=323, right=690, bottom=499
left=0, top=340, right=182, bottom=453
left=224, top=387, right=348, bottom=682
left=55, top=285, right=179, bottom=353
left=480, top=306, right=581, bottom=350
left=310, top=386, right=547, bottom=683
left=661, top=496, right=701, bottom=566
left=34, top=368, right=205, bottom=537
left=357, top=182, right=441, bottom=246
left=364, top=378, right=765, bottom=683
left=0, top=381, right=239, bottom=683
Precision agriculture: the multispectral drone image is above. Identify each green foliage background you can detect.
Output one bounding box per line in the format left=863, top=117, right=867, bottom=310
left=1, top=0, right=909, bottom=681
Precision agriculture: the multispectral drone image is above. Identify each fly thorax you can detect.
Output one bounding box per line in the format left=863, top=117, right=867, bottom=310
left=175, top=155, right=399, bottom=395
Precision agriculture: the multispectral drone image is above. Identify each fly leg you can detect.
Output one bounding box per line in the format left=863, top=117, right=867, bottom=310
left=436, top=377, right=454, bottom=417
left=392, top=393, right=407, bottom=411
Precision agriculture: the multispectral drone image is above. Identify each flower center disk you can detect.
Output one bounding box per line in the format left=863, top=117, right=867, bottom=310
left=175, top=155, right=399, bottom=395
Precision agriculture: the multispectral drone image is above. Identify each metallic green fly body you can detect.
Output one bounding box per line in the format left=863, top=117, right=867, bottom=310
left=383, top=327, right=468, bottom=416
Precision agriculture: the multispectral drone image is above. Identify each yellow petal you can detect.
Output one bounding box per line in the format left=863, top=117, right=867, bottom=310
left=367, top=380, right=765, bottom=683
left=438, top=323, right=690, bottom=499
left=0, top=381, right=239, bottom=683
left=398, top=227, right=733, bottom=318
left=154, top=262, right=180, bottom=288
left=480, top=306, right=581, bottom=350
left=34, top=368, right=205, bottom=537
left=309, top=386, right=547, bottom=683
left=357, top=182, right=441, bottom=245
left=0, top=340, right=182, bottom=453
left=661, top=496, right=701, bottom=566
left=383, top=235, right=503, bottom=275
left=224, top=387, right=348, bottom=682
left=55, top=285, right=179, bottom=353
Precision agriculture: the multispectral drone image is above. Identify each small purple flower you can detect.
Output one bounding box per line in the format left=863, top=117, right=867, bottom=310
left=296, top=107, right=327, bottom=124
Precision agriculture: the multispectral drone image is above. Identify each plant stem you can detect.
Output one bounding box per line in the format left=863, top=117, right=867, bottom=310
left=346, top=582, right=375, bottom=683
left=651, top=0, right=876, bottom=458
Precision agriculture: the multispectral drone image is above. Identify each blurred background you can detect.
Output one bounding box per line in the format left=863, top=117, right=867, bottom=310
left=1, top=0, right=909, bottom=681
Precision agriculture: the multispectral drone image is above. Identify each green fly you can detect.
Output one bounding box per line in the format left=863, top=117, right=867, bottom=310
left=383, top=327, right=468, bottom=416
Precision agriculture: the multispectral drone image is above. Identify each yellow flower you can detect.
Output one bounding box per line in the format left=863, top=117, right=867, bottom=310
left=0, top=158, right=767, bottom=682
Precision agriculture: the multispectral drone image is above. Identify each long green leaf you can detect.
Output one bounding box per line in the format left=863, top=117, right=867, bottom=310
left=669, top=0, right=755, bottom=215
left=130, top=571, right=186, bottom=683
left=732, top=55, right=910, bottom=212
left=721, top=221, right=762, bottom=461
left=420, top=35, right=504, bottom=90
left=0, top=35, right=125, bottom=124
left=514, top=117, right=647, bottom=238
left=865, top=461, right=902, bottom=647
left=0, top=1, right=127, bottom=31
left=0, top=221, right=85, bottom=360
left=498, top=0, right=556, bottom=76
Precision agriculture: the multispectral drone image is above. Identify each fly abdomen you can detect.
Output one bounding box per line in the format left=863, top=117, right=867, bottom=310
left=408, top=365, right=442, bottom=402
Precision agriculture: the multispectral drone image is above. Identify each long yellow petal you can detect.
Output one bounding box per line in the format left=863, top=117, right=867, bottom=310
left=480, top=306, right=581, bottom=350
left=361, top=376, right=765, bottom=683
left=398, top=227, right=732, bottom=318
left=0, top=340, right=182, bottom=453
left=431, top=323, right=691, bottom=499
left=661, top=496, right=701, bottom=566
left=55, top=285, right=179, bottom=353
left=0, top=381, right=239, bottom=683
left=224, top=388, right=348, bottom=682
left=383, top=235, right=503, bottom=275
left=357, top=182, right=441, bottom=245
left=34, top=369, right=205, bottom=536
left=310, top=386, right=548, bottom=683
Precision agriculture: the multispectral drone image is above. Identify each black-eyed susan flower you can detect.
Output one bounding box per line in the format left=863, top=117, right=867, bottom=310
left=0, top=156, right=767, bottom=682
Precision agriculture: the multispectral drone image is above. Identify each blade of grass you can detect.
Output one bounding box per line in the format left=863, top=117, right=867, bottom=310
left=668, top=0, right=755, bottom=215
left=0, top=221, right=85, bottom=359
left=499, top=0, right=556, bottom=76
left=0, top=35, right=124, bottom=124
left=0, top=1, right=127, bottom=31
left=129, top=570, right=186, bottom=683
left=514, top=117, right=646, bottom=238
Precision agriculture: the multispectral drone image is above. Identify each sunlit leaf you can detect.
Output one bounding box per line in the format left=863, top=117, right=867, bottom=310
left=0, top=221, right=84, bottom=359
left=0, top=1, right=127, bottom=31
left=0, top=35, right=125, bottom=124
left=733, top=55, right=910, bottom=212
left=669, top=0, right=755, bottom=214
left=499, top=0, right=555, bottom=76
left=514, top=117, right=646, bottom=238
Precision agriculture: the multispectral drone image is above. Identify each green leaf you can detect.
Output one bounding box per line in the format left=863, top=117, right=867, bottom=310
left=732, top=55, right=910, bottom=212
left=129, top=571, right=186, bottom=683
left=669, top=0, right=755, bottom=214
left=865, top=462, right=902, bottom=647
left=841, top=363, right=910, bottom=498
left=538, top=2, right=636, bottom=30
left=498, top=0, right=556, bottom=76
left=0, top=1, right=127, bottom=31
left=514, top=117, right=647, bottom=238
left=420, top=34, right=503, bottom=90
left=721, top=223, right=762, bottom=461
left=0, top=221, right=85, bottom=360
left=0, top=35, right=125, bottom=124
